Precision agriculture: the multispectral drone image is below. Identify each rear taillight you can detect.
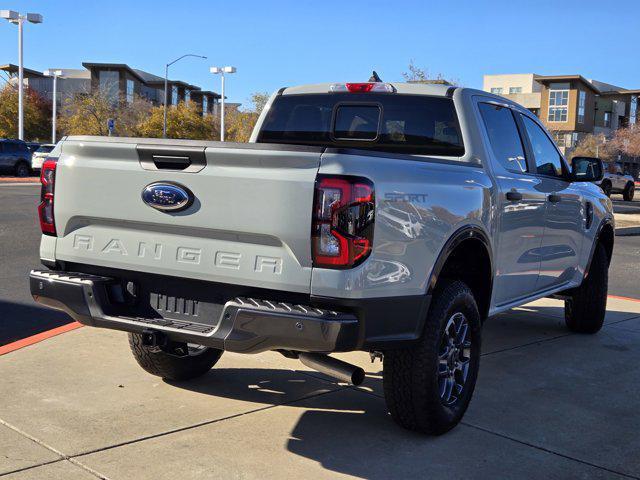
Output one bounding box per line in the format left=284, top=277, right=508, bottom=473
left=329, top=82, right=395, bottom=93
left=312, top=176, right=375, bottom=269
left=38, top=159, right=57, bottom=236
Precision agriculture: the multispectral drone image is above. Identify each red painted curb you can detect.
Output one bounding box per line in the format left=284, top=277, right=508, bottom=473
left=608, top=294, right=640, bottom=303
left=0, top=322, right=83, bottom=356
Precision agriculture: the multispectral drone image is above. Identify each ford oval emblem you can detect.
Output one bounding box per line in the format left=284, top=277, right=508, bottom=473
left=141, top=182, right=194, bottom=212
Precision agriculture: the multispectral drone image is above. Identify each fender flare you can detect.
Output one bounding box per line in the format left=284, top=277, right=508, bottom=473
left=584, top=219, right=615, bottom=279
left=426, top=225, right=494, bottom=297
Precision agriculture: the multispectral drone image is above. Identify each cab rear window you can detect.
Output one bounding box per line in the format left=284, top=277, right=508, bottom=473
left=257, top=93, right=464, bottom=156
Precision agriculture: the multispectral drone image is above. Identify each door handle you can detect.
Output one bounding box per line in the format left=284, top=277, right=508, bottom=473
left=548, top=194, right=562, bottom=203
left=505, top=191, right=523, bottom=201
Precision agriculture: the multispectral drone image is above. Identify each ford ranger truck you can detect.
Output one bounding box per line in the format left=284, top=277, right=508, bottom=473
left=30, top=82, right=614, bottom=435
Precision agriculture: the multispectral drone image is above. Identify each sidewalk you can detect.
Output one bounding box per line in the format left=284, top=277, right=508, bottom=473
left=1, top=296, right=639, bottom=479
left=614, top=212, right=640, bottom=236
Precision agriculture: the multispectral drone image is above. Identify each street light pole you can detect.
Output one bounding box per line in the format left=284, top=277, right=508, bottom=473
left=210, top=66, right=236, bottom=142
left=162, top=53, right=207, bottom=138
left=220, top=72, right=225, bottom=141
left=44, top=70, right=62, bottom=143
left=17, top=17, right=23, bottom=140
left=1, top=10, right=43, bottom=140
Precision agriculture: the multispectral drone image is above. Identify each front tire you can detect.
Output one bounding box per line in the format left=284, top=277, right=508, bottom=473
left=623, top=182, right=635, bottom=201
left=565, top=243, right=608, bottom=334
left=128, top=333, right=223, bottom=381
left=383, top=280, right=481, bottom=435
left=601, top=181, right=612, bottom=197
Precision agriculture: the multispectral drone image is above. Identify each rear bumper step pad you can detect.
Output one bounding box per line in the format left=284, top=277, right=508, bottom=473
left=29, top=269, right=359, bottom=353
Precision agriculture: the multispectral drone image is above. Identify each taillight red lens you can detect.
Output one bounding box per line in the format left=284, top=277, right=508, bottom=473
left=312, top=175, right=374, bottom=269
left=38, top=159, right=57, bottom=236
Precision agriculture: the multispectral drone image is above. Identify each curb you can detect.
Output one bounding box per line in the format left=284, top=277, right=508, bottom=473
left=0, top=182, right=40, bottom=187
left=615, top=226, right=640, bottom=237
left=0, top=322, right=82, bottom=356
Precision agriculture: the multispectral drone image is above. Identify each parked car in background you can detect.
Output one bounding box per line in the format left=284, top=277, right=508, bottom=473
left=0, top=139, right=32, bottom=177
left=26, top=142, right=41, bottom=154
left=598, top=163, right=635, bottom=200
left=30, top=144, right=56, bottom=172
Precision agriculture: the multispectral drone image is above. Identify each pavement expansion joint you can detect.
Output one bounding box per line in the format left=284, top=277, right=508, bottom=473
left=461, top=421, right=640, bottom=480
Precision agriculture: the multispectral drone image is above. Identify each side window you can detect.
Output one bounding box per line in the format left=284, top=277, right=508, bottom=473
left=520, top=115, right=564, bottom=177
left=478, top=103, right=527, bottom=173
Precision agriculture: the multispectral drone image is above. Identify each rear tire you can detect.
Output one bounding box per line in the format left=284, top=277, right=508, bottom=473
left=128, top=333, right=223, bottom=381
left=565, top=243, right=608, bottom=334
left=623, top=182, right=635, bottom=201
left=601, top=180, right=612, bottom=197
left=14, top=161, right=30, bottom=178
left=383, top=280, right=481, bottom=435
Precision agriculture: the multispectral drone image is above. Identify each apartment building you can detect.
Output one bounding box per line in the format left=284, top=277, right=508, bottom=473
left=483, top=73, right=639, bottom=174
left=0, top=62, right=221, bottom=116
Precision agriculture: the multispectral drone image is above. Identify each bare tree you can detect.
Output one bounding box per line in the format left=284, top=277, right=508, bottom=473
left=401, top=60, right=459, bottom=86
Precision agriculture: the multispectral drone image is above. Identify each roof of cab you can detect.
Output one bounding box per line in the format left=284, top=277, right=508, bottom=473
left=281, top=82, right=454, bottom=96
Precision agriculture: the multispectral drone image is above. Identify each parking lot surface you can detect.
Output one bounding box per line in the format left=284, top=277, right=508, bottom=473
left=1, top=296, right=640, bottom=479
left=2, top=182, right=640, bottom=479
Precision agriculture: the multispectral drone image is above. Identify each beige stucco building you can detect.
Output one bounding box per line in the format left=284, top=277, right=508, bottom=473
left=482, top=73, right=639, bottom=175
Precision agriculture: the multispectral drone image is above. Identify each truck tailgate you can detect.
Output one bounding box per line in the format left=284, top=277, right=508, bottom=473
left=53, top=138, right=322, bottom=293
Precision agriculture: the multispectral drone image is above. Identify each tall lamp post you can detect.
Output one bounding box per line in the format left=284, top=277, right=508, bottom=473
left=210, top=66, right=236, bottom=141
left=1, top=10, right=43, bottom=140
left=163, top=54, right=207, bottom=138
left=44, top=70, right=62, bottom=144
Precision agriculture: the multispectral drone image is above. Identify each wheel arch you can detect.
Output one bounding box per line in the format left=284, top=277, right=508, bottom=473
left=427, top=226, right=494, bottom=321
left=586, top=219, right=614, bottom=276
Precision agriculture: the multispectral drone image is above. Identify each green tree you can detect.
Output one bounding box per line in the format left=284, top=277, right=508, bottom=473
left=222, top=109, right=259, bottom=143
left=137, top=101, right=217, bottom=140
left=59, top=90, right=152, bottom=137
left=250, top=92, right=270, bottom=114
left=0, top=84, right=51, bottom=141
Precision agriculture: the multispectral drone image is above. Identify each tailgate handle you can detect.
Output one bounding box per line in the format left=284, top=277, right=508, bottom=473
left=137, top=145, right=206, bottom=173
left=152, top=155, right=191, bottom=170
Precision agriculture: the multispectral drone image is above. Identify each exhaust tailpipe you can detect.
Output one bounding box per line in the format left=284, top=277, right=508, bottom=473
left=298, top=353, right=365, bottom=385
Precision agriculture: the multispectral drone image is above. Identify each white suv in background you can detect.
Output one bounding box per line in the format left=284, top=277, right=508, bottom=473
left=30, top=144, right=56, bottom=172
left=598, top=163, right=635, bottom=201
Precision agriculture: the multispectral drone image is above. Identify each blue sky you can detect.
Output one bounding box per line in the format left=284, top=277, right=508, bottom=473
left=1, top=0, right=639, bottom=107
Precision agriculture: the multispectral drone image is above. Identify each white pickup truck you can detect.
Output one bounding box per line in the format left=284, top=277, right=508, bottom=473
left=30, top=81, right=613, bottom=435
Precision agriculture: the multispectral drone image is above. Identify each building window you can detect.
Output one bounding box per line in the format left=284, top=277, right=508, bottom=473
left=490, top=87, right=503, bottom=94
left=631, top=95, right=638, bottom=125
left=577, top=91, right=586, bottom=124
left=604, top=112, right=611, bottom=128
left=202, top=96, right=208, bottom=116
left=185, top=89, right=191, bottom=103
left=98, top=70, right=119, bottom=104
left=548, top=83, right=569, bottom=122
left=126, top=79, right=134, bottom=104
left=171, top=86, right=178, bottom=106
left=509, top=87, right=522, bottom=94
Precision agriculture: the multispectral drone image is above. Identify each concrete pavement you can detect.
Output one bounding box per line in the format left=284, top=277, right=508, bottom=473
left=1, top=296, right=640, bottom=479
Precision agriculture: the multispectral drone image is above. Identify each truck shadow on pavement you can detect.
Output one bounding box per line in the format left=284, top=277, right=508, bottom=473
left=0, top=300, right=73, bottom=346
left=162, top=300, right=640, bottom=479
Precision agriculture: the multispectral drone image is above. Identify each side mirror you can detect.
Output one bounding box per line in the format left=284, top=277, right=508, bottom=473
left=571, top=156, right=604, bottom=182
